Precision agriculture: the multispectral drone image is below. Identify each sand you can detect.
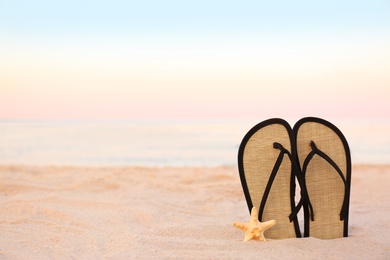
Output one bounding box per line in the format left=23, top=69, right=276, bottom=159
left=0, top=164, right=389, bottom=259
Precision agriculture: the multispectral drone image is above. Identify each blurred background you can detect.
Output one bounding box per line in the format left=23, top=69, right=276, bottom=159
left=1, top=0, right=389, bottom=121
left=0, top=1, right=389, bottom=166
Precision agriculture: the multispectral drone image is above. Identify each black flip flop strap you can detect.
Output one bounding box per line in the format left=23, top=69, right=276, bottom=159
left=287, top=150, right=310, bottom=223
left=258, top=142, right=286, bottom=221
left=302, top=141, right=349, bottom=221
left=289, top=199, right=303, bottom=221
left=301, top=149, right=316, bottom=221
left=258, top=142, right=304, bottom=223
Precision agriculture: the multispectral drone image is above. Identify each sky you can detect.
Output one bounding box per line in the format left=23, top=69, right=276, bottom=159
left=1, top=0, right=389, bottom=121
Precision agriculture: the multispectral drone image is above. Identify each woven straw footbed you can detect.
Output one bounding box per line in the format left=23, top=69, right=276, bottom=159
left=296, top=122, right=346, bottom=239
left=242, top=124, right=296, bottom=239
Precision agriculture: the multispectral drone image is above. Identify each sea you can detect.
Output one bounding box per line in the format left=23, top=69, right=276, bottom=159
left=0, top=118, right=389, bottom=167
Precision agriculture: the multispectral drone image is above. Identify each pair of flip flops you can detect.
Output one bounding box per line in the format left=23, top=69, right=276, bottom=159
left=238, top=117, right=351, bottom=239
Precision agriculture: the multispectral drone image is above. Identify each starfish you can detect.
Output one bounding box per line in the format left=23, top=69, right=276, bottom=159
left=233, top=207, right=276, bottom=242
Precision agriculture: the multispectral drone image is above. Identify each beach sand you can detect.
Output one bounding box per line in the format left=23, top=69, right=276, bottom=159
left=0, top=164, right=389, bottom=259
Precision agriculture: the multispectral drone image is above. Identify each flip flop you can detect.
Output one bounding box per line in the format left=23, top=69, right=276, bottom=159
left=238, top=118, right=302, bottom=239
left=293, top=117, right=351, bottom=239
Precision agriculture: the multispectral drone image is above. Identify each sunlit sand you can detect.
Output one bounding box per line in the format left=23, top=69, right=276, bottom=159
left=1, top=164, right=389, bottom=258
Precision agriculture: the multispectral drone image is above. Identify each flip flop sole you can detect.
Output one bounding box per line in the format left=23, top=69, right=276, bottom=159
left=294, top=117, right=351, bottom=239
left=238, top=119, right=299, bottom=239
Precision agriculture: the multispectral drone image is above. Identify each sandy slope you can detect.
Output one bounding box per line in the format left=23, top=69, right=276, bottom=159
left=0, top=165, right=389, bottom=259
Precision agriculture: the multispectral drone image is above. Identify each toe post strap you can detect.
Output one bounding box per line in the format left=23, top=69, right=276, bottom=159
left=303, top=141, right=349, bottom=221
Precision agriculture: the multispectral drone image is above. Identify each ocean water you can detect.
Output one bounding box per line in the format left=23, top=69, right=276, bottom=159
left=0, top=119, right=389, bottom=166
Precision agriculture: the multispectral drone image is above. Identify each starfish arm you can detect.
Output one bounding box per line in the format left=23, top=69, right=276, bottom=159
left=259, top=219, right=276, bottom=231
left=249, top=207, right=259, bottom=224
left=233, top=222, right=248, bottom=231
left=243, top=232, right=254, bottom=241
left=258, top=233, right=266, bottom=241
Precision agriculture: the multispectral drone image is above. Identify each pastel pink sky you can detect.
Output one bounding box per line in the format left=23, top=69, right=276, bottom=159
left=1, top=1, right=390, bottom=121
left=1, top=33, right=389, bottom=121
left=1, top=36, right=389, bottom=121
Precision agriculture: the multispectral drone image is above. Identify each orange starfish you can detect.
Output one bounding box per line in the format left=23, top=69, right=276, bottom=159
left=233, top=207, right=276, bottom=241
